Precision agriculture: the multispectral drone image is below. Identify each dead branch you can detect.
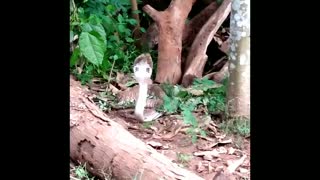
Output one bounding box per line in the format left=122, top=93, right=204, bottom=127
left=181, top=0, right=231, bottom=87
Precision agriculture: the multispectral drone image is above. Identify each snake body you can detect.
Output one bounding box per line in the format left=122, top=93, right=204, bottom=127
left=117, top=84, right=165, bottom=109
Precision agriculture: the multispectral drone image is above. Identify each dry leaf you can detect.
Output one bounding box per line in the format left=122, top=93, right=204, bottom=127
left=227, top=155, right=247, bottom=173
left=188, top=89, right=204, bottom=96
left=194, top=150, right=221, bottom=158
left=219, top=139, right=232, bottom=144
left=228, top=147, right=235, bottom=155
left=108, top=84, right=120, bottom=94
left=239, top=168, right=249, bottom=173
left=217, top=147, right=227, bottom=154
left=116, top=72, right=125, bottom=82
left=197, top=161, right=206, bottom=172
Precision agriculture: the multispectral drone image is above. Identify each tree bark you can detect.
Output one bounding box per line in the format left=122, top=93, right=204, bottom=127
left=181, top=0, right=231, bottom=87
left=143, top=0, right=196, bottom=84
left=140, top=1, right=219, bottom=52
left=130, top=0, right=142, bottom=39
left=182, top=1, right=219, bottom=48
left=226, top=0, right=250, bottom=118
left=70, top=76, right=204, bottom=180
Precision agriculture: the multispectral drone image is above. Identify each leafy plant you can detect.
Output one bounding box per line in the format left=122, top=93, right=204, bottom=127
left=142, top=121, right=154, bottom=129
left=158, top=78, right=226, bottom=142
left=70, top=0, right=151, bottom=84
left=219, top=117, right=250, bottom=137
left=71, top=163, right=95, bottom=180
left=177, top=153, right=193, bottom=165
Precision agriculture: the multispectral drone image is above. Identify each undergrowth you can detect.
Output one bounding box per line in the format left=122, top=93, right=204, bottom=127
left=70, top=0, right=157, bottom=84
left=219, top=117, right=250, bottom=137
left=70, top=163, right=96, bottom=180
left=157, top=78, right=227, bottom=143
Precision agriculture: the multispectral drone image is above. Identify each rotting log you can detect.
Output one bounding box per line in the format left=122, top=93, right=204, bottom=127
left=70, top=76, right=204, bottom=180
left=143, top=0, right=196, bottom=84
left=181, top=0, right=231, bottom=87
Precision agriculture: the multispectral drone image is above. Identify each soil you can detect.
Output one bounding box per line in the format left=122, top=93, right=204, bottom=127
left=71, top=80, right=250, bottom=180
left=106, top=110, right=250, bottom=180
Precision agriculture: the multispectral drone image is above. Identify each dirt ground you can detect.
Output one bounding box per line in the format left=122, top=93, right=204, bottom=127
left=106, top=110, right=250, bottom=180
left=71, top=79, right=250, bottom=180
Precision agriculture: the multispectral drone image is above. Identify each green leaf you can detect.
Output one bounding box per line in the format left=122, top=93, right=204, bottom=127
left=70, top=47, right=80, bottom=67
left=132, top=10, right=141, bottom=14
left=176, top=90, right=188, bottom=98
left=117, top=14, right=124, bottom=23
left=127, top=19, right=137, bottom=25
left=113, top=54, right=119, bottom=60
left=81, top=23, right=106, bottom=40
left=106, top=4, right=115, bottom=14
left=140, top=27, right=146, bottom=33
left=79, top=32, right=106, bottom=66
left=89, top=30, right=107, bottom=46
left=182, top=109, right=198, bottom=127
left=200, top=130, right=207, bottom=137
left=125, top=37, right=134, bottom=43
left=101, top=58, right=111, bottom=71
left=108, top=35, right=118, bottom=42
left=163, top=95, right=179, bottom=113
left=117, top=24, right=125, bottom=33
left=71, top=22, right=80, bottom=26
left=193, top=77, right=214, bottom=86
left=208, top=100, right=217, bottom=112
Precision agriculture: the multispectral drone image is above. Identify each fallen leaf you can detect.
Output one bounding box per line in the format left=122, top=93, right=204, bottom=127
left=227, top=155, right=247, bottom=173
left=197, top=161, right=206, bottom=172
left=194, top=149, right=221, bottom=158
left=108, top=84, right=120, bottom=94
left=218, top=139, right=232, bottom=144
left=228, top=147, right=235, bottom=155
left=197, top=140, right=219, bottom=150
left=116, top=72, right=125, bottom=82
left=217, top=147, right=227, bottom=154
left=239, top=168, right=248, bottom=173
left=188, top=89, right=204, bottom=96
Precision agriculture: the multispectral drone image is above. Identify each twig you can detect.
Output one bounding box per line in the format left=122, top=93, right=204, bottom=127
left=108, top=59, right=116, bottom=83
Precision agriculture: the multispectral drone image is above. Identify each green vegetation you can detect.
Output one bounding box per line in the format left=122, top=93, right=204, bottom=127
left=158, top=77, right=227, bottom=142
left=70, top=0, right=154, bottom=84
left=70, top=163, right=96, bottom=180
left=177, top=153, right=193, bottom=166
left=219, top=117, right=250, bottom=137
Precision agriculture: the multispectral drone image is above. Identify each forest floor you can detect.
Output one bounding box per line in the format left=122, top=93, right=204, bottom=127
left=70, top=76, right=250, bottom=180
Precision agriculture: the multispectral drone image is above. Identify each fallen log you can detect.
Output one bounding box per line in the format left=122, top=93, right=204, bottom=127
left=70, top=76, right=204, bottom=180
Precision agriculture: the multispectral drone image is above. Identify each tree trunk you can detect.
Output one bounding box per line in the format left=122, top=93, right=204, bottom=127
left=143, top=0, right=196, bottom=84
left=226, top=0, right=250, bottom=118
left=130, top=0, right=142, bottom=39
left=70, top=76, right=204, bottom=180
left=182, top=1, right=219, bottom=48
left=181, top=0, right=231, bottom=87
